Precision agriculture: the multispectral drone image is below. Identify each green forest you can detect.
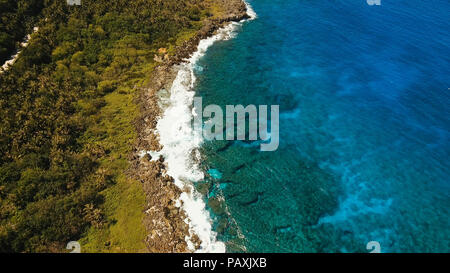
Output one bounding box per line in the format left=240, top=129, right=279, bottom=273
left=0, top=0, right=44, bottom=63
left=0, top=0, right=217, bottom=252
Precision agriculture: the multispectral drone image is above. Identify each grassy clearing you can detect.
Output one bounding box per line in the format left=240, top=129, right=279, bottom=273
left=78, top=85, right=147, bottom=253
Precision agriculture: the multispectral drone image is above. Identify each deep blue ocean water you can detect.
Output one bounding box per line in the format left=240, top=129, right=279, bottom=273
left=194, top=0, right=449, bottom=252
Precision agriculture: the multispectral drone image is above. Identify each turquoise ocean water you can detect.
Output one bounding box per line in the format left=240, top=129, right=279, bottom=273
left=194, top=0, right=449, bottom=252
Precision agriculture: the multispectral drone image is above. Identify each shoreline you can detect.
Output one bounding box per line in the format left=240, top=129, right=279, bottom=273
left=131, top=0, right=256, bottom=253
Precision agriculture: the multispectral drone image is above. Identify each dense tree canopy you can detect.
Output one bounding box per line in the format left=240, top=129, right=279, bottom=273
left=0, top=0, right=211, bottom=252
left=0, top=0, right=45, bottom=63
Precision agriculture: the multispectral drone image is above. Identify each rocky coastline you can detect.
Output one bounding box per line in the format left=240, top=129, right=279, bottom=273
left=129, top=0, right=251, bottom=253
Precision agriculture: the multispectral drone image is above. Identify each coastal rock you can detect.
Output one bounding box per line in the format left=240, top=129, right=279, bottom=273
left=143, top=153, right=152, bottom=162
left=130, top=0, right=252, bottom=253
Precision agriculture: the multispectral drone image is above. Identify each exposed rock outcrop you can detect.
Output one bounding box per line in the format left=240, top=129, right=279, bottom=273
left=130, top=0, right=251, bottom=253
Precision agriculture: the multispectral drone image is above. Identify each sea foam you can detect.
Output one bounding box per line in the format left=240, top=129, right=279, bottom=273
left=155, top=1, right=256, bottom=253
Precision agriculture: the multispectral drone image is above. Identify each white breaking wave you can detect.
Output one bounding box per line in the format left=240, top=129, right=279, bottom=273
left=155, top=1, right=256, bottom=253
left=244, top=0, right=258, bottom=20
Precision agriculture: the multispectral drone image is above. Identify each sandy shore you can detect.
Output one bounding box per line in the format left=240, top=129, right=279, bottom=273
left=129, top=0, right=253, bottom=253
